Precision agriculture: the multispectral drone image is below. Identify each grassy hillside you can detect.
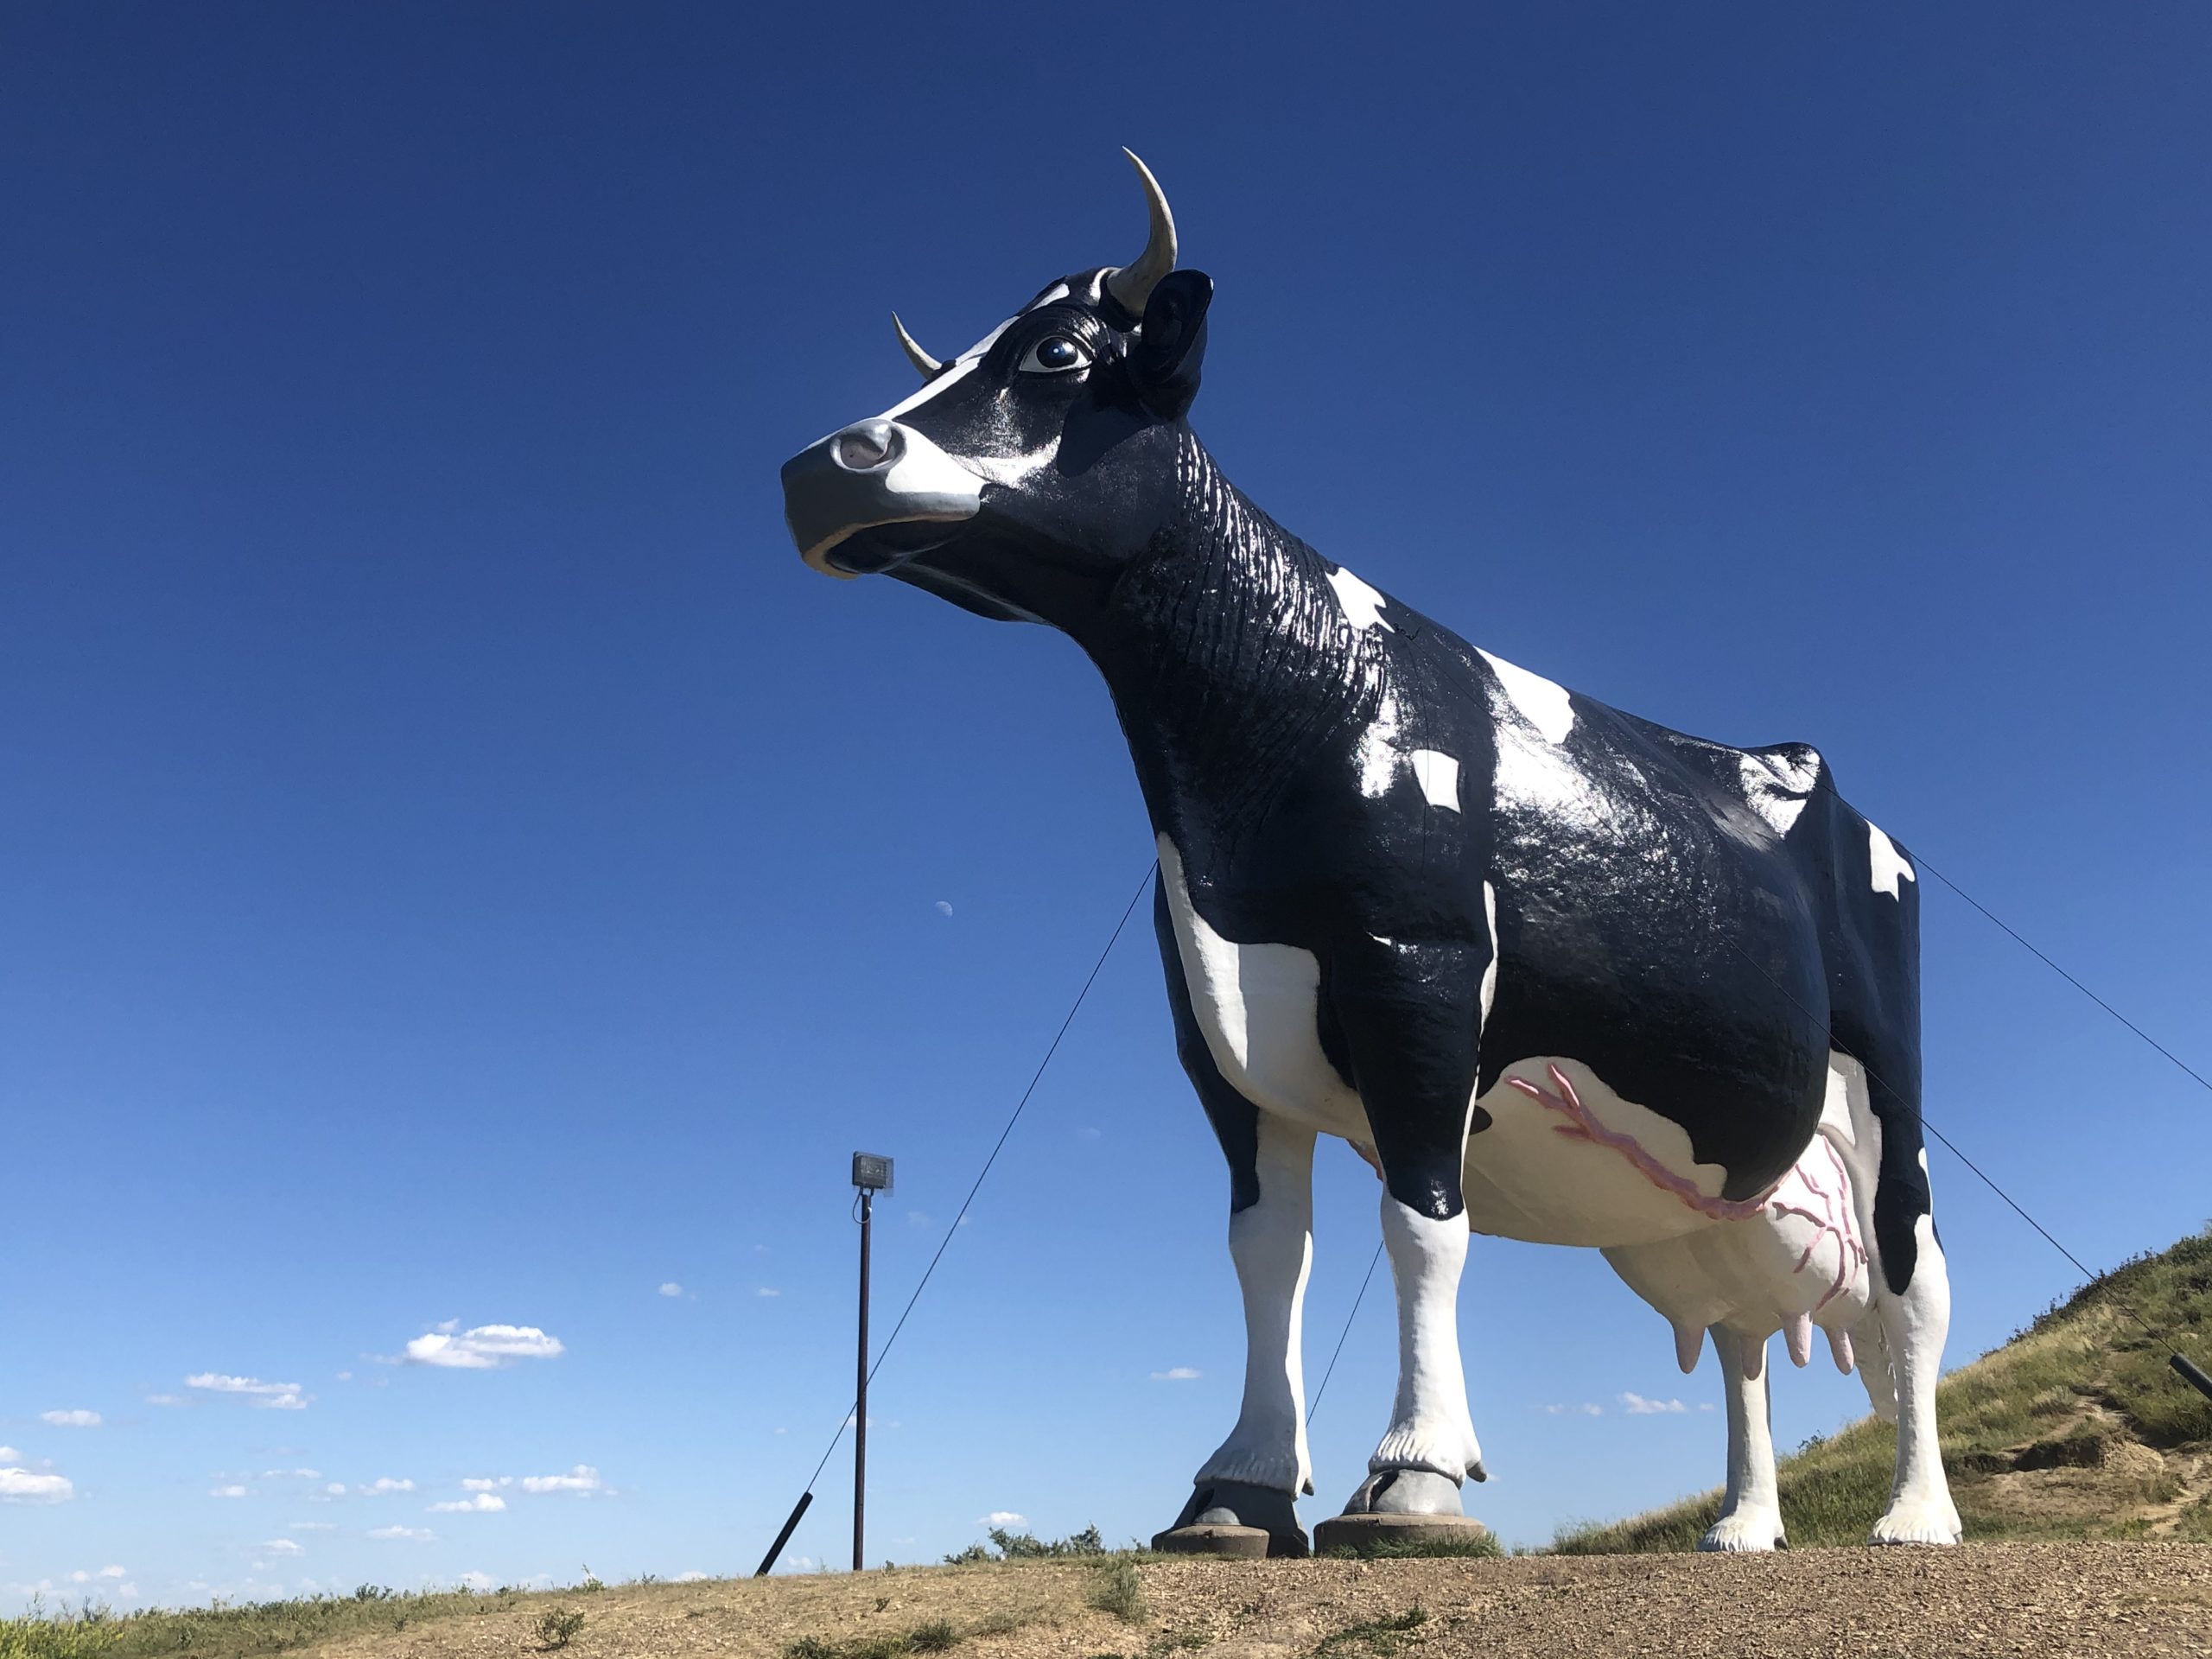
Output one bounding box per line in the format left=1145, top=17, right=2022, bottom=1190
left=1555, top=1229, right=2212, bottom=1552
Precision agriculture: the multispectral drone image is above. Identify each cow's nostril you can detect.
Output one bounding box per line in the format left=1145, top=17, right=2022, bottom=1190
left=832, top=422, right=902, bottom=473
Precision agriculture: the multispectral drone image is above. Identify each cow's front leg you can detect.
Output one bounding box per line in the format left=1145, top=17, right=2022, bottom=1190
left=1173, top=1113, right=1317, bottom=1546
left=1700, top=1327, right=1786, bottom=1551
left=1154, top=887, right=1313, bottom=1556
left=1330, top=936, right=1489, bottom=1518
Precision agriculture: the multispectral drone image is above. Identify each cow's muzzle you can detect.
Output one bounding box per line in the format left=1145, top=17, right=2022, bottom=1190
left=781, top=418, right=983, bottom=577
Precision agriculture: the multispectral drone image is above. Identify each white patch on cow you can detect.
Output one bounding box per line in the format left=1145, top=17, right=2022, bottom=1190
left=1866, top=821, right=1916, bottom=899
left=1354, top=686, right=1404, bottom=799
left=1738, top=751, right=1818, bottom=836
left=1460, top=1056, right=1739, bottom=1248
left=1021, top=283, right=1071, bottom=313
left=1325, top=566, right=1393, bottom=633
left=876, top=354, right=982, bottom=423
left=1408, top=750, right=1460, bottom=813
left=962, top=445, right=1059, bottom=488
left=1477, top=881, right=1498, bottom=1030
left=956, top=315, right=1019, bottom=363
left=1477, top=650, right=1574, bottom=744
left=1156, top=837, right=1366, bottom=1143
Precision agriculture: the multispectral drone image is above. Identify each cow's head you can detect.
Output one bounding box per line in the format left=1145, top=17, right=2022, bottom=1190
left=780, top=152, right=1212, bottom=626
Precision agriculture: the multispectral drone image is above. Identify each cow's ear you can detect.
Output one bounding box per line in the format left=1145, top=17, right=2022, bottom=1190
left=1132, top=270, right=1211, bottom=418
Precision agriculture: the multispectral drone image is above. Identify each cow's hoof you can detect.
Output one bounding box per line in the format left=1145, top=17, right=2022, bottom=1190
left=1339, top=1466, right=1463, bottom=1517
left=1699, top=1509, right=1786, bottom=1553
left=1154, top=1480, right=1308, bottom=1558
left=1868, top=1496, right=1961, bottom=1547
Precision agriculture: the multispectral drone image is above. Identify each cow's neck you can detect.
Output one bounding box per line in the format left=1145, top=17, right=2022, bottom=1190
left=1083, top=431, right=1380, bottom=855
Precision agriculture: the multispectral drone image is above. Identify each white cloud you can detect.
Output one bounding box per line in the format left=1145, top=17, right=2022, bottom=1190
left=1538, top=1402, right=1605, bottom=1416
left=518, top=1465, right=601, bottom=1496
left=288, top=1522, right=337, bottom=1532
left=0, top=1446, right=16, bottom=1463
left=428, top=1493, right=506, bottom=1514
left=934, top=900, right=953, bottom=916
left=186, top=1373, right=308, bottom=1410
left=1620, top=1392, right=1689, bottom=1415
left=263, top=1540, right=305, bottom=1557
left=461, top=1478, right=513, bottom=1492
left=457, top=1571, right=494, bottom=1591
left=41, top=1409, right=102, bottom=1428
left=976, top=1511, right=1026, bottom=1527
left=210, top=1484, right=249, bottom=1499
left=658, top=1282, right=683, bottom=1298
left=1149, top=1367, right=1202, bottom=1381
left=263, top=1468, right=322, bottom=1480
left=324, top=1484, right=347, bottom=1497
left=364, top=1478, right=415, bottom=1495
left=65, top=1567, right=125, bottom=1583
left=144, top=1394, right=187, bottom=1407
left=755, top=1287, right=779, bottom=1299
left=1, top=1467, right=75, bottom=1504
left=367, top=1525, right=434, bottom=1541
left=403, top=1325, right=565, bottom=1370
left=675, top=1571, right=710, bottom=1583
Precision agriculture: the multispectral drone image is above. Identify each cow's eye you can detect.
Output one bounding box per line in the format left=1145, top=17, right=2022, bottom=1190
left=1017, top=334, right=1090, bottom=375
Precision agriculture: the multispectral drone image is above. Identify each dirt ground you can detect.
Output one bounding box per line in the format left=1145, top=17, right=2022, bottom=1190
left=309, top=1542, right=2212, bottom=1659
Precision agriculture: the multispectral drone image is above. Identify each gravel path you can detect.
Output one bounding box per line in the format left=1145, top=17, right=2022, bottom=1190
left=314, top=1542, right=2212, bottom=1659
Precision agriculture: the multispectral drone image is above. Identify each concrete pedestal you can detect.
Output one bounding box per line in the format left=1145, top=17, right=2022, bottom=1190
left=1311, top=1511, right=1491, bottom=1557
left=1148, top=1523, right=1273, bottom=1560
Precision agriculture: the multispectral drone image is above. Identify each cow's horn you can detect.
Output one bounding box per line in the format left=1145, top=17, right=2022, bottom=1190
left=891, top=311, right=942, bottom=378
left=1103, top=148, right=1177, bottom=317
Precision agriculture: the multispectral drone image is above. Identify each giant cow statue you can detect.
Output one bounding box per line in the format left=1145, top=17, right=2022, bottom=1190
left=780, top=155, right=1960, bottom=1554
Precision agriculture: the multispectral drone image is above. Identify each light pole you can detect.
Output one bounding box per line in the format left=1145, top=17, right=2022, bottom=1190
left=850, top=1151, right=893, bottom=1573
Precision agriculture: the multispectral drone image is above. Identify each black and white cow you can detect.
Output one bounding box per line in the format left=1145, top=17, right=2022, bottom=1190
left=781, top=155, right=1959, bottom=1554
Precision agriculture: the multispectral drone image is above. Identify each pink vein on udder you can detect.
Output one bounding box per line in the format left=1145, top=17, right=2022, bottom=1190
left=1507, top=1063, right=1771, bottom=1222
left=1764, top=1135, right=1868, bottom=1309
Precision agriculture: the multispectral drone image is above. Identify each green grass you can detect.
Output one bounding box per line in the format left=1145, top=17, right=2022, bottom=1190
left=0, top=1582, right=577, bottom=1658
left=1086, top=1558, right=1147, bottom=1624
left=785, top=1615, right=992, bottom=1659
left=1311, top=1607, right=1427, bottom=1657
left=1552, top=1229, right=2212, bottom=1553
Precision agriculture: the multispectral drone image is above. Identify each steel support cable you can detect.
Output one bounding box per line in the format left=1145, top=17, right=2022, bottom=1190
left=757, top=861, right=1156, bottom=1573
left=1307, top=1241, right=1386, bottom=1422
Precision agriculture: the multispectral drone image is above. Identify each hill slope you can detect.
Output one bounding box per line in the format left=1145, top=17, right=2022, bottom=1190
left=1556, top=1230, right=2212, bottom=1552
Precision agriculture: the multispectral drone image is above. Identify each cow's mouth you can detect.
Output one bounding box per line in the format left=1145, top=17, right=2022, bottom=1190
left=822, top=520, right=964, bottom=576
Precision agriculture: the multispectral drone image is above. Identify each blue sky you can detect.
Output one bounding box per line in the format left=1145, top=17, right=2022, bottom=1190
left=5, top=0, right=2210, bottom=1607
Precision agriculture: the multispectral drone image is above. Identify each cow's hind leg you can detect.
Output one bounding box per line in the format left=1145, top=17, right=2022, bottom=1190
left=1330, top=936, right=1490, bottom=1518
left=1830, top=1052, right=1961, bottom=1546
left=1867, top=1215, right=1959, bottom=1545
left=1156, top=887, right=1313, bottom=1556
left=1701, top=1328, right=1787, bottom=1552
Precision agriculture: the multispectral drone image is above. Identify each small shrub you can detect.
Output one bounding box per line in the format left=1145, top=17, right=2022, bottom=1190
left=906, top=1621, right=958, bottom=1654
left=1088, top=1557, right=1147, bottom=1624
left=533, top=1608, right=586, bottom=1650
left=1313, top=1606, right=1427, bottom=1657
